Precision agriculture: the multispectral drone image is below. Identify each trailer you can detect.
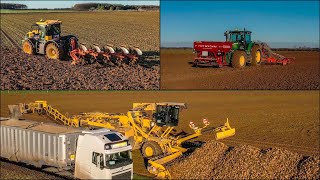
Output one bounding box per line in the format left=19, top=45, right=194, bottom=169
left=0, top=118, right=133, bottom=179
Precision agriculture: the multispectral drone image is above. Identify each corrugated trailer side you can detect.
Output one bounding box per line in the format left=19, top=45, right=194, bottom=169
left=0, top=119, right=81, bottom=169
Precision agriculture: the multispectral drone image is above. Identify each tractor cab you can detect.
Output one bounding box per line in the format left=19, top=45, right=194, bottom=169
left=27, top=20, right=62, bottom=42
left=153, top=103, right=186, bottom=127
left=225, top=29, right=252, bottom=49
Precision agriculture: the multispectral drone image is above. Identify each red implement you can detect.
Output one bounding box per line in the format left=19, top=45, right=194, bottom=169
left=193, top=41, right=233, bottom=67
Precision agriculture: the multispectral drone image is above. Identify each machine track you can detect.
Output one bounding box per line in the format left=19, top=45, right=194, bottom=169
left=1, top=29, right=21, bottom=50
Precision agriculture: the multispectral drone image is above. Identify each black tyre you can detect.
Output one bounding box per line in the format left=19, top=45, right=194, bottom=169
left=231, top=50, right=247, bottom=68
left=141, top=141, right=163, bottom=158
left=251, top=45, right=261, bottom=66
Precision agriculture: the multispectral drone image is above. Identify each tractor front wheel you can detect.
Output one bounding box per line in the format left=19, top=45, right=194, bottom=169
left=231, top=50, right=247, bottom=68
left=22, top=40, right=35, bottom=55
left=45, top=43, right=62, bottom=60
left=251, top=45, right=261, bottom=66
left=141, top=141, right=163, bottom=158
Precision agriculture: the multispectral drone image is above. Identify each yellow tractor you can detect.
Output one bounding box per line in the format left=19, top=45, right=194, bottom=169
left=9, top=101, right=236, bottom=178
left=22, top=20, right=78, bottom=60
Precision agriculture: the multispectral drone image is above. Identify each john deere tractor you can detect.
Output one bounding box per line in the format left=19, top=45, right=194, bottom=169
left=224, top=29, right=262, bottom=67
left=22, top=19, right=78, bottom=60
left=193, top=29, right=262, bottom=68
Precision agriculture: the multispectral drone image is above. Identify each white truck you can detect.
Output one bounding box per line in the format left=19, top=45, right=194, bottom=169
left=0, top=117, right=133, bottom=179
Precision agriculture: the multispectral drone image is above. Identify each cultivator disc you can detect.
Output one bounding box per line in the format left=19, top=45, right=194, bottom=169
left=69, top=43, right=143, bottom=66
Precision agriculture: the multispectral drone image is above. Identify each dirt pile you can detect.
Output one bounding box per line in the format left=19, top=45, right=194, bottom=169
left=168, top=141, right=320, bottom=179
left=0, top=47, right=159, bottom=90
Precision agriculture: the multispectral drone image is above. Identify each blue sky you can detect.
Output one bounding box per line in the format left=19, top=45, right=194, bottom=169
left=161, top=1, right=319, bottom=48
left=4, top=1, right=159, bottom=9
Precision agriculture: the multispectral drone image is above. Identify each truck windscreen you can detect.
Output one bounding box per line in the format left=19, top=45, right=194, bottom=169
left=105, top=150, right=132, bottom=169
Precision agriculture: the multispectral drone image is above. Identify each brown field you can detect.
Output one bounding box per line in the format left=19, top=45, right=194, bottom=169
left=161, top=49, right=319, bottom=90
left=1, top=91, right=319, bottom=177
left=1, top=11, right=159, bottom=51
left=0, top=47, right=159, bottom=90
left=0, top=11, right=160, bottom=90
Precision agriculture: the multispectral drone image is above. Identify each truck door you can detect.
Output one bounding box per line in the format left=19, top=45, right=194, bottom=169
left=91, top=152, right=108, bottom=179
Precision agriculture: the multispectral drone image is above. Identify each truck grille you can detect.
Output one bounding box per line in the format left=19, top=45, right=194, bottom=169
left=112, top=171, right=131, bottom=180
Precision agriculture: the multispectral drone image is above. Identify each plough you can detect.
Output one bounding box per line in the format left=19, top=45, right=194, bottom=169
left=70, top=42, right=143, bottom=66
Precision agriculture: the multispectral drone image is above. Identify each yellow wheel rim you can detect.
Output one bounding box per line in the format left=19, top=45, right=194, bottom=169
left=239, top=55, right=245, bottom=66
left=47, top=46, right=58, bottom=59
left=256, top=51, right=261, bottom=63
left=145, top=147, right=153, bottom=157
left=23, top=42, right=32, bottom=54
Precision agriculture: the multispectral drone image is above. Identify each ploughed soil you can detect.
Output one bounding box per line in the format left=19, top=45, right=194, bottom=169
left=161, top=49, right=319, bottom=90
left=0, top=47, right=160, bottom=90
left=1, top=91, right=319, bottom=178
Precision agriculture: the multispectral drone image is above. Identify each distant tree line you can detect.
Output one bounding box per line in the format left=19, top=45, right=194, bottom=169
left=1, top=3, right=27, bottom=9
left=72, top=3, right=159, bottom=11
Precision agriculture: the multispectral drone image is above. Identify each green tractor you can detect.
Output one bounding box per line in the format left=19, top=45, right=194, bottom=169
left=22, top=19, right=78, bottom=60
left=224, top=29, right=262, bottom=67
left=193, top=28, right=262, bottom=68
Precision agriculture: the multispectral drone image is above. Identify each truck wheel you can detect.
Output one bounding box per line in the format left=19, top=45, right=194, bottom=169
left=141, top=141, right=162, bottom=158
left=251, top=45, right=261, bottom=66
left=45, top=43, right=62, bottom=60
left=232, top=51, right=246, bottom=68
left=22, top=40, right=35, bottom=55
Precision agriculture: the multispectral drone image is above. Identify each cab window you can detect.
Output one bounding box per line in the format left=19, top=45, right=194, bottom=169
left=92, top=152, right=99, bottom=165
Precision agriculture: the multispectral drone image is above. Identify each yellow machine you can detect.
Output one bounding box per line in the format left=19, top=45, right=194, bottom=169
left=9, top=101, right=235, bottom=178
left=22, top=20, right=78, bottom=60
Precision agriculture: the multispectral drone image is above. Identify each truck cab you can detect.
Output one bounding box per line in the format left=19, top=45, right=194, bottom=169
left=75, top=129, right=133, bottom=179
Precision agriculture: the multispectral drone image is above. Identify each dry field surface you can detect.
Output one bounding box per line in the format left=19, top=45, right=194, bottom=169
left=1, top=91, right=318, bottom=178
left=1, top=11, right=159, bottom=51
left=0, top=48, right=159, bottom=90
left=0, top=12, right=159, bottom=90
left=0, top=12, right=160, bottom=90
left=161, top=49, right=319, bottom=90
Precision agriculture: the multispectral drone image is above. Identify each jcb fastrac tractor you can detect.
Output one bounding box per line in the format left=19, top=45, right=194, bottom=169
left=9, top=101, right=235, bottom=179
left=22, top=19, right=78, bottom=60
left=22, top=20, right=143, bottom=65
left=192, top=28, right=293, bottom=68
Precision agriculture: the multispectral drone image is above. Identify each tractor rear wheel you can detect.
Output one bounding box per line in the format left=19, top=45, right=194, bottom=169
left=231, top=50, right=247, bottom=68
left=45, top=43, right=62, bottom=60
left=22, top=40, right=35, bottom=55
left=141, top=141, right=163, bottom=158
left=251, top=45, right=261, bottom=66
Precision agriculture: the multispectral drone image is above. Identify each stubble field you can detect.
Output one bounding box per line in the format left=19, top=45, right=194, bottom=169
left=1, top=11, right=159, bottom=51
